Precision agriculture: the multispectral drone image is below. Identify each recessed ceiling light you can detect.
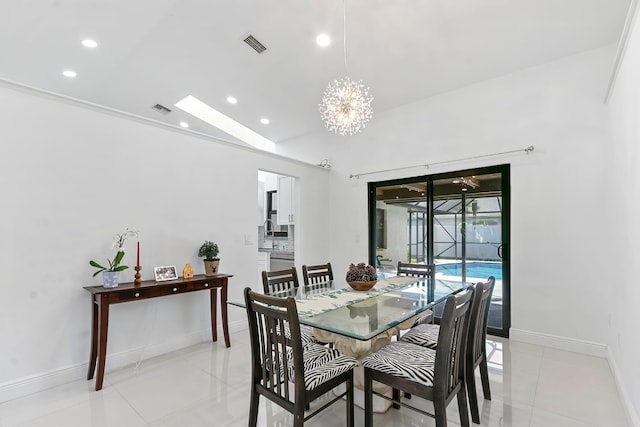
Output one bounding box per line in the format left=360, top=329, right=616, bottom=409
left=81, top=39, right=98, bottom=48
left=316, top=34, right=331, bottom=47
left=62, top=70, right=77, bottom=78
left=179, top=121, right=189, bottom=128
left=226, top=96, right=237, bottom=104
left=260, top=118, right=270, bottom=125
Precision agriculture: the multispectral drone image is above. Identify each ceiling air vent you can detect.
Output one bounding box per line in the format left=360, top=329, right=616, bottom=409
left=152, top=103, right=172, bottom=114
left=244, top=35, right=267, bottom=54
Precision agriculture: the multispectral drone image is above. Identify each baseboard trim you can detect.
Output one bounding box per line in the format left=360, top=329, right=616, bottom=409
left=509, top=328, right=608, bottom=358
left=510, top=329, right=640, bottom=427
left=608, top=348, right=640, bottom=427
left=0, top=327, right=232, bottom=404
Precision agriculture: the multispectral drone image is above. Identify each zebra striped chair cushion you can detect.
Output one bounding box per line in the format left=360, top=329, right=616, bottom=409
left=285, top=343, right=359, bottom=391
left=299, top=325, right=318, bottom=345
left=277, top=323, right=318, bottom=345
left=362, top=341, right=436, bottom=388
left=399, top=323, right=440, bottom=349
left=412, top=309, right=434, bottom=326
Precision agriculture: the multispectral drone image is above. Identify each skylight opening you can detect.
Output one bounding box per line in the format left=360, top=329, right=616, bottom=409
left=175, top=95, right=275, bottom=152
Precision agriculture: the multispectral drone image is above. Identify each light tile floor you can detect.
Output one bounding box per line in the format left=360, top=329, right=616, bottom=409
left=0, top=333, right=629, bottom=427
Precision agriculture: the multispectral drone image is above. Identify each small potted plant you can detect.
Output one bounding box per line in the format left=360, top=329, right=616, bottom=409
left=90, top=228, right=139, bottom=288
left=198, top=240, right=220, bottom=276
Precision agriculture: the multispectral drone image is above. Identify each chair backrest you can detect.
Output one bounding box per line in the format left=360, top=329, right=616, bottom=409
left=262, top=267, right=300, bottom=294
left=396, top=262, right=434, bottom=278
left=467, top=276, right=495, bottom=367
left=302, top=263, right=334, bottom=286
left=244, top=287, right=305, bottom=405
left=433, top=286, right=474, bottom=397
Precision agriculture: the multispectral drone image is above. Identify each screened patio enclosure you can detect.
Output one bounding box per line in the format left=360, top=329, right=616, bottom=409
left=368, top=165, right=510, bottom=337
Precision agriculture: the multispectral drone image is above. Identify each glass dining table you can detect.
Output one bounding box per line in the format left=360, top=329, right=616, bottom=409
left=230, top=275, right=467, bottom=412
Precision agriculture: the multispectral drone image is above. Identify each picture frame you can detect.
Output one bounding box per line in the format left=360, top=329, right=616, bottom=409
left=154, top=265, right=178, bottom=282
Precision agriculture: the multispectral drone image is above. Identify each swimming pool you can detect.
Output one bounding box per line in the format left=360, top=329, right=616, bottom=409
left=437, top=261, right=502, bottom=281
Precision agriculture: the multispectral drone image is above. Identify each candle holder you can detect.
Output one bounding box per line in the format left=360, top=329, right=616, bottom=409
left=134, top=265, right=142, bottom=285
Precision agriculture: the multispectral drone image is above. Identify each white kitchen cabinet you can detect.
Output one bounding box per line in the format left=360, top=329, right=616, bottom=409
left=277, top=175, right=295, bottom=225
left=257, top=181, right=265, bottom=226
left=257, top=251, right=269, bottom=285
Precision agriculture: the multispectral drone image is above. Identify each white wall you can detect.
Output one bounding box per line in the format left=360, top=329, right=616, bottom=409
left=280, top=45, right=615, bottom=351
left=377, top=203, right=410, bottom=265
left=280, top=43, right=640, bottom=423
left=605, top=6, right=640, bottom=424
left=0, top=84, right=330, bottom=401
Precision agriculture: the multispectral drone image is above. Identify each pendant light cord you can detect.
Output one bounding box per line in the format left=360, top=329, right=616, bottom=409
left=343, top=0, right=348, bottom=75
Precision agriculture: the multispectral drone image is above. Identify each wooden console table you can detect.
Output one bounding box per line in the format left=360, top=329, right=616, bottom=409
left=83, top=273, right=232, bottom=391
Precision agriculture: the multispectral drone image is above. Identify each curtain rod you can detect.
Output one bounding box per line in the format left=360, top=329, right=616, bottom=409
left=349, top=145, right=534, bottom=179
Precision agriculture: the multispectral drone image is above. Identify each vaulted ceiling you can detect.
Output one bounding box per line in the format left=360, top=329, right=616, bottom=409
left=0, top=0, right=630, bottom=147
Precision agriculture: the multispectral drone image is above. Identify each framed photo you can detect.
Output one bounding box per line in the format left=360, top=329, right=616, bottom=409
left=154, top=265, right=178, bottom=282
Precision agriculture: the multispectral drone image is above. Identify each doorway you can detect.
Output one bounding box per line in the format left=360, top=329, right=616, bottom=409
left=368, top=164, right=510, bottom=337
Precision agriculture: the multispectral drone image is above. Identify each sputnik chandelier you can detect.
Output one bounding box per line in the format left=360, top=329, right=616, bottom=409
left=319, top=0, right=373, bottom=136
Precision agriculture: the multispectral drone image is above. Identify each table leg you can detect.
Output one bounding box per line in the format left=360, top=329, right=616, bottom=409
left=87, top=296, right=98, bottom=380
left=210, top=288, right=218, bottom=342
left=95, top=295, right=109, bottom=391
left=314, top=327, right=402, bottom=412
left=221, top=280, right=230, bottom=347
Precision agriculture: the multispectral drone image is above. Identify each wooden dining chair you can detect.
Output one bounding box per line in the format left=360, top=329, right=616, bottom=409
left=397, top=261, right=435, bottom=278
left=261, top=267, right=318, bottom=345
left=396, top=262, right=435, bottom=333
left=243, top=287, right=358, bottom=427
left=302, top=263, right=333, bottom=286
left=400, top=277, right=496, bottom=424
left=362, top=287, right=474, bottom=427
left=262, top=267, right=300, bottom=294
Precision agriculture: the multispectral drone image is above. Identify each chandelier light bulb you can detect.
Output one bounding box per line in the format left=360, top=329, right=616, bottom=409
left=319, top=76, right=373, bottom=136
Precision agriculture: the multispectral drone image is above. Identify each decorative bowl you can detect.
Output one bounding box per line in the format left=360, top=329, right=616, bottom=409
left=347, top=280, right=377, bottom=291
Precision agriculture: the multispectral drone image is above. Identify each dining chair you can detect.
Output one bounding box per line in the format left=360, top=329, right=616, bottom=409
left=396, top=261, right=435, bottom=278
left=262, top=267, right=301, bottom=294
left=302, top=263, right=333, bottom=287
left=400, top=276, right=495, bottom=424
left=362, top=286, right=474, bottom=427
left=396, top=262, right=435, bottom=333
left=243, top=287, right=358, bottom=427
left=262, top=267, right=318, bottom=346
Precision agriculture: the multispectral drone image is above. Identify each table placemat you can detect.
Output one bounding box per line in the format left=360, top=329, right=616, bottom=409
left=296, top=276, right=418, bottom=318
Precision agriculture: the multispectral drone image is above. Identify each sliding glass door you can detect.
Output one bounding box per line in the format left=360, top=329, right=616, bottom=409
left=368, top=164, right=510, bottom=337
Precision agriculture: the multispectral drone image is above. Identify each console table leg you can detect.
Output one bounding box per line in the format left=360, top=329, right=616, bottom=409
left=95, top=296, right=109, bottom=391
left=210, top=288, right=218, bottom=342
left=87, top=297, right=98, bottom=380
left=221, top=281, right=230, bottom=348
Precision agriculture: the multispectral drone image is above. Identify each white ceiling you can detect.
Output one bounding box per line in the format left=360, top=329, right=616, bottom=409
left=0, top=0, right=630, bottom=146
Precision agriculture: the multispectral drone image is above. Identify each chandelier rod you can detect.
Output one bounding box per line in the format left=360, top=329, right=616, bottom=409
left=349, top=146, right=535, bottom=178
left=343, top=0, right=348, bottom=74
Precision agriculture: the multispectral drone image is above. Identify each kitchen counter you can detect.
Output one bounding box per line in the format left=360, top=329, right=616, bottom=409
left=258, top=248, right=294, bottom=257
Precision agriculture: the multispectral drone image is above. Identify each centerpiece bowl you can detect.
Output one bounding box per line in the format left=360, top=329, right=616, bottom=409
left=345, top=262, right=378, bottom=291
left=347, top=280, right=377, bottom=291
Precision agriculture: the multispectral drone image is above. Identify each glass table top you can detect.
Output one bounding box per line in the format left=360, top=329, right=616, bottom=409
left=230, top=276, right=467, bottom=341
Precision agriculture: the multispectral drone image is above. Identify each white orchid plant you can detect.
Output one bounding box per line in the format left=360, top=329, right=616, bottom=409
left=90, top=228, right=139, bottom=276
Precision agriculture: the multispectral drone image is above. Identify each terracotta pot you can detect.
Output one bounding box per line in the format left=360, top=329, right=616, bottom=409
left=204, top=259, right=220, bottom=276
